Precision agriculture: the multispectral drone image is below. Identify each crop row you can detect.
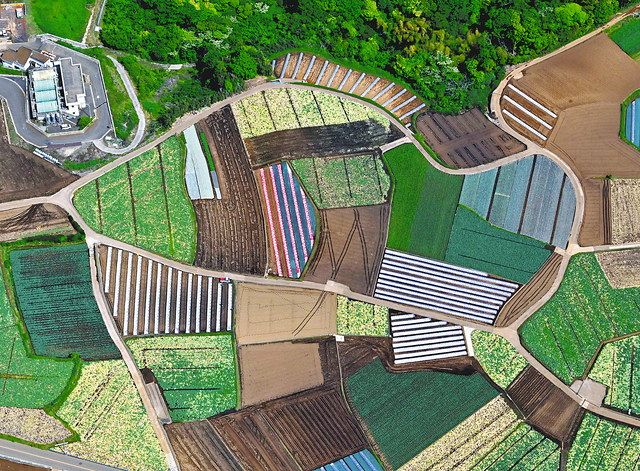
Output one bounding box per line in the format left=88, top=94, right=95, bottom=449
left=337, top=296, right=389, bottom=337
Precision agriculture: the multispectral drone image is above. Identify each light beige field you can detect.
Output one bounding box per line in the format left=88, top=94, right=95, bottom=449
left=610, top=179, right=640, bottom=244
left=238, top=341, right=324, bottom=406
left=234, top=283, right=336, bottom=345
left=597, top=249, right=640, bottom=288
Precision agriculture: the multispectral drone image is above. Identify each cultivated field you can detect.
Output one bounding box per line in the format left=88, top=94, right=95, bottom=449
left=383, top=144, right=463, bottom=260
left=521, top=253, right=640, bottom=383
left=10, top=243, right=119, bottom=360
left=459, top=154, right=576, bottom=248
left=54, top=360, right=166, bottom=471
left=337, top=297, right=389, bottom=337
left=472, top=330, right=527, bottom=389
left=127, top=334, right=237, bottom=421
left=597, top=248, right=640, bottom=288
left=610, top=178, right=640, bottom=244
left=608, top=16, right=640, bottom=61
left=305, top=204, right=389, bottom=295
left=234, top=283, right=336, bottom=344
left=318, top=450, right=383, bottom=471
left=416, top=109, right=526, bottom=168
left=291, top=151, right=390, bottom=208
left=347, top=359, right=498, bottom=469
left=588, top=335, right=640, bottom=415
left=74, top=137, right=197, bottom=264
left=98, top=245, right=234, bottom=336
left=194, top=106, right=267, bottom=275
left=167, top=387, right=368, bottom=471
left=0, top=407, right=71, bottom=445
left=238, top=341, right=324, bottom=406
left=0, top=204, right=74, bottom=243
left=567, top=413, right=640, bottom=470
left=256, top=162, right=315, bottom=278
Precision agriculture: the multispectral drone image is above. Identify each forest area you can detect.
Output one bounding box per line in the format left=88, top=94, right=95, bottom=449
left=101, top=0, right=632, bottom=127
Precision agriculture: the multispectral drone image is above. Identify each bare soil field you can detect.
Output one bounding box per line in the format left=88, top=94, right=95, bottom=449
left=238, top=341, right=324, bottom=406
left=194, top=106, right=267, bottom=275
left=234, top=283, right=336, bottom=345
left=0, top=109, right=76, bottom=203
left=507, top=365, right=584, bottom=444
left=305, top=204, right=389, bottom=295
left=495, top=253, right=563, bottom=327
left=597, top=248, right=640, bottom=288
left=0, top=204, right=75, bottom=242
left=166, top=387, right=368, bottom=471
left=0, top=459, right=45, bottom=471
left=609, top=178, right=640, bottom=244
left=244, top=120, right=403, bottom=167
left=504, top=34, right=640, bottom=245
left=416, top=109, right=526, bottom=168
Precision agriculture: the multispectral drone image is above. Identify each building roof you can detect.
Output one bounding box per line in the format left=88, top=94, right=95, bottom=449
left=58, top=57, right=85, bottom=104
left=31, top=67, right=59, bottom=115
left=12, top=46, right=32, bottom=67
left=30, top=51, right=50, bottom=64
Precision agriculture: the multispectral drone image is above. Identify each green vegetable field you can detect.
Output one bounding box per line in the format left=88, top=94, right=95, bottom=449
left=520, top=253, right=640, bottom=384
left=74, top=137, right=197, bottom=264
left=472, top=330, right=528, bottom=389
left=445, top=206, right=552, bottom=284
left=336, top=297, right=389, bottom=337
left=588, top=335, right=640, bottom=415
left=10, top=244, right=119, bottom=360
left=608, top=16, right=640, bottom=60
left=383, top=144, right=463, bottom=260
left=127, top=334, right=238, bottom=422
left=346, top=359, right=498, bottom=468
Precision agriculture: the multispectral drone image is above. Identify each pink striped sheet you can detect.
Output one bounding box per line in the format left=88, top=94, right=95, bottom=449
left=300, top=189, right=315, bottom=244
left=269, top=166, right=294, bottom=278
left=285, top=163, right=309, bottom=260
left=276, top=163, right=301, bottom=277
left=259, top=168, right=283, bottom=276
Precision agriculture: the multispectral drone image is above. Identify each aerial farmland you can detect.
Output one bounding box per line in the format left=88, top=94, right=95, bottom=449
left=2, top=1, right=640, bottom=470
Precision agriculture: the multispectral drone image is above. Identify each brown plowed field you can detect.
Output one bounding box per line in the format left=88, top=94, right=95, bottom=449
left=0, top=459, right=46, bottom=471
left=166, top=387, right=368, bottom=471
left=0, top=108, right=76, bottom=203
left=495, top=253, right=563, bottom=327
left=416, top=109, right=526, bottom=168
left=507, top=34, right=640, bottom=245
left=234, top=283, right=336, bottom=345
left=244, top=120, right=403, bottom=167
left=305, top=204, right=389, bottom=296
left=507, top=365, right=583, bottom=444
left=0, top=204, right=74, bottom=242
left=194, top=106, right=267, bottom=275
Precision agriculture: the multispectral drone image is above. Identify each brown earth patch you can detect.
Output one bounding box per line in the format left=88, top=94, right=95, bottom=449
left=0, top=459, right=46, bottom=471
left=166, top=387, right=368, bottom=471
left=193, top=106, right=267, bottom=275
left=507, top=365, right=584, bottom=444
left=234, top=283, right=336, bottom=345
left=305, top=204, right=389, bottom=295
left=416, top=109, right=526, bottom=168
left=0, top=204, right=74, bottom=242
left=495, top=252, right=563, bottom=327
left=597, top=249, right=640, bottom=288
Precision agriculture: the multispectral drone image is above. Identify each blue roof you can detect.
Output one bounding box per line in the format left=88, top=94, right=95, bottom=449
left=315, top=450, right=383, bottom=471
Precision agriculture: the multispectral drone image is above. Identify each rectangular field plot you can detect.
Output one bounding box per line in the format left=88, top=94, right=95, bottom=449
left=127, top=334, right=237, bottom=422
left=291, top=152, right=390, bottom=209
left=521, top=253, right=640, bottom=384
left=316, top=450, right=383, bottom=471
left=588, top=335, right=640, bottom=416
left=472, top=330, right=527, bottom=389
left=98, top=245, right=233, bottom=337
left=337, top=296, right=389, bottom=337
left=10, top=243, right=119, bottom=360
left=347, top=359, right=498, bottom=469
left=608, top=16, right=640, bottom=60
left=459, top=155, right=576, bottom=248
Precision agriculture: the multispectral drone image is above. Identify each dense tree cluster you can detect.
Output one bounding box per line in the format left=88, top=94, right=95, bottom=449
left=101, top=0, right=629, bottom=124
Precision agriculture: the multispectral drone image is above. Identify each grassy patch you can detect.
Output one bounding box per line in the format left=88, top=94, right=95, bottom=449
left=472, top=330, right=528, bottom=389
left=445, top=205, right=552, bottom=283
left=608, top=16, right=640, bottom=60
left=0, top=67, right=23, bottom=76
left=520, top=253, right=640, bottom=384
left=73, top=137, right=197, bottom=263
left=347, top=359, right=498, bottom=469
left=63, top=158, right=112, bottom=172
left=31, top=0, right=91, bottom=41
left=198, top=130, right=216, bottom=172
left=337, top=296, right=389, bottom=337
left=383, top=143, right=463, bottom=260
left=127, top=334, right=238, bottom=422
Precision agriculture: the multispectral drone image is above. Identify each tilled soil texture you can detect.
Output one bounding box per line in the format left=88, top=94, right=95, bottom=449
left=0, top=459, right=46, bottom=471
left=506, top=365, right=583, bottom=444
left=416, top=109, right=526, bottom=168
left=244, top=120, right=404, bottom=168
left=97, top=245, right=234, bottom=336
left=234, top=283, right=337, bottom=345
left=495, top=252, right=563, bottom=327
left=166, top=387, right=368, bottom=471
left=194, top=106, right=267, bottom=275
left=337, top=336, right=476, bottom=377
left=0, top=110, right=76, bottom=203
left=305, top=204, right=389, bottom=296
left=597, top=248, right=640, bottom=288
left=608, top=178, right=640, bottom=244
left=504, top=34, right=640, bottom=245
left=238, top=341, right=325, bottom=407
left=0, top=204, right=75, bottom=242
